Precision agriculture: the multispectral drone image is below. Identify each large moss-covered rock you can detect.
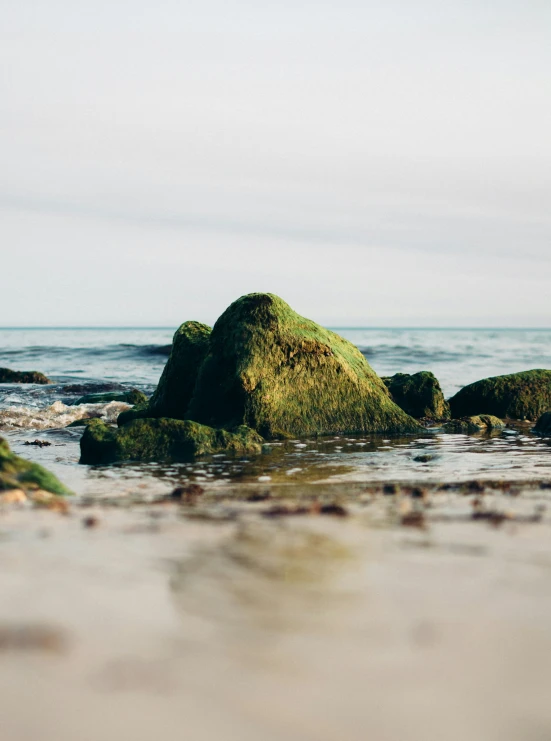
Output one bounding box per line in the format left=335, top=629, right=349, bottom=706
left=0, top=437, right=72, bottom=495
left=443, top=415, right=506, bottom=434
left=534, top=412, right=551, bottom=436
left=449, top=370, right=551, bottom=421
left=0, top=368, right=51, bottom=384
left=79, top=418, right=264, bottom=464
left=382, top=371, right=450, bottom=419
left=133, top=321, right=212, bottom=422
left=186, top=293, right=419, bottom=438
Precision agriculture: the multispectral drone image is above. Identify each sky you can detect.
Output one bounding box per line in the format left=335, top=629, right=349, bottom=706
left=1, top=0, right=550, bottom=327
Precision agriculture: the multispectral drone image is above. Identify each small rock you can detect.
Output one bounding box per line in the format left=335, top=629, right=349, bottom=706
left=246, top=490, right=272, bottom=502
left=82, top=516, right=100, bottom=528
left=0, top=489, right=27, bottom=504
left=401, top=511, right=426, bottom=529
left=262, top=504, right=311, bottom=518
left=31, top=490, right=70, bottom=513
left=170, top=483, right=205, bottom=504
left=0, top=368, right=51, bottom=384
left=319, top=503, right=348, bottom=517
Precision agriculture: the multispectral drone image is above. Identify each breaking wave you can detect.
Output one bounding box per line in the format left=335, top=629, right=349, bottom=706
left=0, top=400, right=130, bottom=431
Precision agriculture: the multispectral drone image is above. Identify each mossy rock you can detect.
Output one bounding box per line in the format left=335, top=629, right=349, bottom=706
left=79, top=418, right=264, bottom=464
left=117, top=403, right=150, bottom=427
left=74, top=389, right=148, bottom=405
left=449, top=370, right=551, bottom=421
left=186, top=293, right=419, bottom=438
left=0, top=437, right=73, bottom=496
left=443, top=415, right=506, bottom=434
left=66, top=417, right=103, bottom=428
left=382, top=371, right=450, bottom=419
left=533, top=412, right=551, bottom=436
left=0, top=368, right=51, bottom=384
left=146, top=321, right=211, bottom=419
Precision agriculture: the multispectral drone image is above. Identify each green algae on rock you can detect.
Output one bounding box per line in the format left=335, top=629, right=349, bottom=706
left=117, top=322, right=212, bottom=428
left=0, top=368, right=51, bottom=384
left=67, top=417, right=103, bottom=428
left=146, top=321, right=211, bottom=419
left=117, top=403, right=150, bottom=427
left=79, top=418, right=264, bottom=464
left=0, top=437, right=73, bottom=496
left=74, top=389, right=148, bottom=405
left=382, top=371, right=450, bottom=419
left=186, top=293, right=419, bottom=438
left=449, top=369, right=551, bottom=421
left=443, top=415, right=506, bottom=434
left=534, top=412, right=551, bottom=436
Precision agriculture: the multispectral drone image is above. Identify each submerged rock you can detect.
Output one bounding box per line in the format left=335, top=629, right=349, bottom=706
left=74, top=389, right=147, bottom=405
left=449, top=369, right=551, bottom=421
left=443, top=415, right=506, bottom=434
left=185, top=293, right=419, bottom=438
left=79, top=418, right=264, bottom=464
left=0, top=437, right=72, bottom=496
left=382, top=371, right=450, bottom=419
left=0, top=368, right=51, bottom=384
left=534, top=412, right=551, bottom=436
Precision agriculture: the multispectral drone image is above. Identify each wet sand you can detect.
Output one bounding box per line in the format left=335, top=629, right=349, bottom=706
left=2, top=480, right=551, bottom=741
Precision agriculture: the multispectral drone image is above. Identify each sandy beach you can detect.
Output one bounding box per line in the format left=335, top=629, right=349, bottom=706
left=2, top=479, right=551, bottom=741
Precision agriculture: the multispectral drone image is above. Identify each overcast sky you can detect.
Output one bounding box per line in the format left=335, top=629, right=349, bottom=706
left=1, top=0, right=550, bottom=326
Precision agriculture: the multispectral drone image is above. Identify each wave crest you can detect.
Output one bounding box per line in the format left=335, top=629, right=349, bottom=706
left=0, top=400, right=130, bottom=431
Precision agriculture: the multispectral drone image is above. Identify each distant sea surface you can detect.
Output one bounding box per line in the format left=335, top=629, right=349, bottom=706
left=1, top=326, right=551, bottom=399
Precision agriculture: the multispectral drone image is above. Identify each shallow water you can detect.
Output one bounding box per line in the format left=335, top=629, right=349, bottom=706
left=1, top=326, right=551, bottom=494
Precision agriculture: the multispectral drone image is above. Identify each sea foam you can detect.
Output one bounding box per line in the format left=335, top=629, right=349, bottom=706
left=0, top=400, right=130, bottom=431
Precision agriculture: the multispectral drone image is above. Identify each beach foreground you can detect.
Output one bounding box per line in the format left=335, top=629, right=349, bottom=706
left=2, top=324, right=551, bottom=740
left=2, top=480, right=551, bottom=741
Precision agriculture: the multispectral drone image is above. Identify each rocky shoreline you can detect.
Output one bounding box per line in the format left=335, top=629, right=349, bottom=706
left=3, top=293, right=551, bottom=495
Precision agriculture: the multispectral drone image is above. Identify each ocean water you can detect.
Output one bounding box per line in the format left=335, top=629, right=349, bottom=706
left=2, top=326, right=551, bottom=396
left=1, top=326, right=551, bottom=494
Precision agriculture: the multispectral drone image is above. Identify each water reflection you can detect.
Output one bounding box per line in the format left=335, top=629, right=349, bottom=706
left=5, top=424, right=551, bottom=500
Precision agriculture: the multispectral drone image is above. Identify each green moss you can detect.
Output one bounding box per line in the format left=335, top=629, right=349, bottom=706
left=449, top=370, right=551, bottom=420
left=115, top=321, right=211, bottom=427
left=146, top=321, right=212, bottom=420
left=117, top=404, right=150, bottom=427
left=74, top=389, right=148, bottom=405
left=0, top=368, right=51, bottom=384
left=534, top=412, right=551, bottom=436
left=443, top=415, right=506, bottom=434
left=66, top=417, right=102, bottom=428
left=79, top=418, right=264, bottom=464
left=0, top=437, right=73, bottom=495
left=186, top=293, right=419, bottom=438
left=382, top=371, right=450, bottom=419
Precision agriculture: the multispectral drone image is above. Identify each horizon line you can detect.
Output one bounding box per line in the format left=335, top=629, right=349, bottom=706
left=0, top=325, right=550, bottom=331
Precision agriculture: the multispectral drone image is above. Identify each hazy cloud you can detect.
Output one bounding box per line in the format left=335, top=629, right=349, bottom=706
left=1, top=0, right=550, bottom=325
